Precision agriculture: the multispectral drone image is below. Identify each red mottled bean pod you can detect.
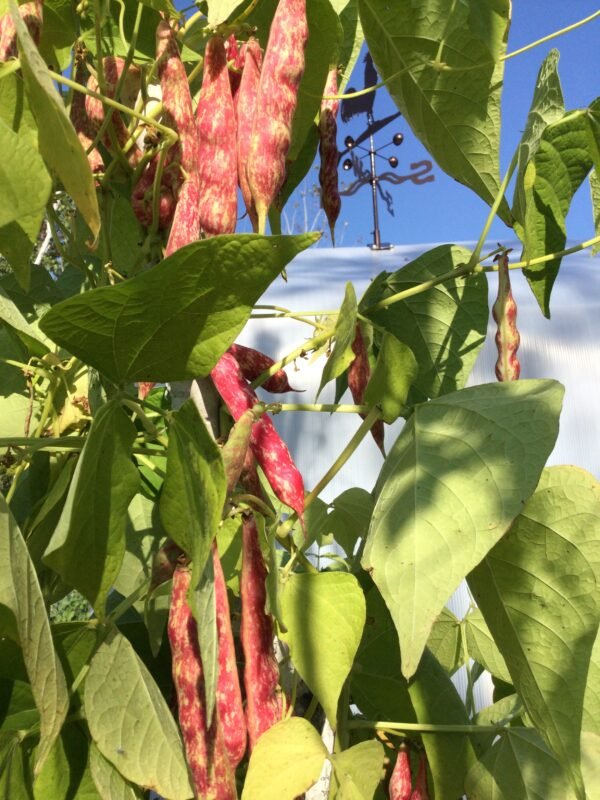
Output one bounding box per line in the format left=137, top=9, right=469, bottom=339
left=228, top=343, right=299, bottom=393
left=241, top=515, right=287, bottom=748
left=236, top=38, right=263, bottom=232
left=211, top=353, right=305, bottom=522
left=85, top=56, right=142, bottom=165
left=389, top=746, right=412, bottom=800
left=196, top=36, right=238, bottom=236
left=70, top=53, right=104, bottom=175
left=168, top=566, right=237, bottom=799
left=410, top=752, right=430, bottom=800
left=492, top=251, right=520, bottom=382
left=348, top=323, right=385, bottom=454
left=154, top=20, right=201, bottom=255
left=0, top=0, right=43, bottom=61
left=318, top=66, right=341, bottom=243
left=213, top=543, right=246, bottom=769
left=246, top=0, right=308, bottom=233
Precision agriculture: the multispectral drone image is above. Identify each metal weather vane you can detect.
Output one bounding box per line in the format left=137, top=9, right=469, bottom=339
left=338, top=53, right=435, bottom=250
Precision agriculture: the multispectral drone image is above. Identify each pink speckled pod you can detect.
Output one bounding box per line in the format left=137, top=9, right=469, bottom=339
left=410, top=752, right=430, bottom=800
left=348, top=323, right=385, bottom=454
left=168, top=566, right=237, bottom=799
left=241, top=515, right=287, bottom=749
left=85, top=56, right=142, bottom=165
left=236, top=38, right=263, bottom=232
left=154, top=20, right=201, bottom=255
left=246, top=0, right=308, bottom=233
left=213, top=543, right=246, bottom=769
left=318, top=67, right=341, bottom=243
left=196, top=36, right=238, bottom=236
left=70, top=54, right=104, bottom=175
left=389, top=746, right=412, bottom=800
left=228, top=343, right=299, bottom=393
left=0, top=0, right=43, bottom=61
left=492, top=252, right=520, bottom=381
left=211, top=353, right=305, bottom=521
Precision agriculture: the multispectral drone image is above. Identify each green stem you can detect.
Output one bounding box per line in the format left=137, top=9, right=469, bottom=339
left=304, top=693, right=320, bottom=722
left=250, top=330, right=332, bottom=389
left=273, top=403, right=373, bottom=414
left=478, top=235, right=600, bottom=272
left=467, top=148, right=518, bottom=270
left=460, top=621, right=476, bottom=718
left=232, top=494, right=276, bottom=520
left=348, top=719, right=518, bottom=735
left=503, top=10, right=600, bottom=62
left=304, top=406, right=382, bottom=510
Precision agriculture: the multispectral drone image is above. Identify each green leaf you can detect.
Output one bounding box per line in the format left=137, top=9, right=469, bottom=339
left=89, top=742, right=143, bottom=800
left=327, top=488, right=374, bottom=559
left=463, top=608, right=511, bottom=684
left=362, top=379, right=563, bottom=679
left=84, top=628, right=193, bottom=800
left=37, top=0, right=78, bottom=72
left=0, top=74, right=51, bottom=290
left=280, top=572, right=365, bottom=727
left=364, top=334, right=417, bottom=423
left=160, top=398, right=225, bottom=582
left=328, top=0, right=364, bottom=93
left=191, top=551, right=218, bottom=727
left=590, top=169, right=600, bottom=254
left=0, top=495, right=69, bottom=776
left=329, top=739, right=385, bottom=799
left=288, top=0, right=341, bottom=162
left=360, top=245, right=488, bottom=403
left=465, top=728, right=576, bottom=800
left=274, top=123, right=320, bottom=218
left=242, top=717, right=328, bottom=800
left=0, top=733, right=31, bottom=798
left=317, top=282, right=358, bottom=398
left=139, top=0, right=179, bottom=16
left=9, top=0, right=100, bottom=241
left=516, top=103, right=598, bottom=317
left=0, top=329, right=34, bottom=450
left=113, top=494, right=164, bottom=601
left=33, top=724, right=101, bottom=800
left=584, top=630, right=600, bottom=736
left=43, top=401, right=140, bottom=619
left=358, top=0, right=512, bottom=223
left=468, top=466, right=600, bottom=799
left=512, top=50, right=565, bottom=229
left=0, top=285, right=49, bottom=357
left=427, top=607, right=464, bottom=677
left=206, top=0, right=243, bottom=25
left=581, top=731, right=600, bottom=799
left=40, top=233, right=318, bottom=383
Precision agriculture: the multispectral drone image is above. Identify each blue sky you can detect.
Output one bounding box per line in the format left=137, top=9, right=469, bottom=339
left=285, top=2, right=600, bottom=248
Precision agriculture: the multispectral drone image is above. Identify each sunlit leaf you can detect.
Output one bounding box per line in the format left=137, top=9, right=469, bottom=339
left=329, top=739, right=385, bottom=799
left=317, top=282, right=358, bottom=397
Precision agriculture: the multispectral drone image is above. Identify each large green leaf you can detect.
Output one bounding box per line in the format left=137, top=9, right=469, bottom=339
left=0, top=74, right=51, bottom=290
left=206, top=0, right=244, bottom=25
left=242, top=717, right=328, bottom=800
left=427, top=607, right=464, bottom=677
left=512, top=50, right=565, bottom=229
left=9, top=0, right=100, bottom=241
left=43, top=401, right=140, bottom=619
left=280, top=572, right=365, bottom=727
left=364, top=333, right=417, bottom=423
left=40, top=234, right=318, bottom=384
left=590, top=169, right=600, bottom=254
left=0, top=732, right=30, bottom=798
left=0, top=285, right=49, bottom=358
left=327, top=487, right=374, bottom=560
left=465, top=728, right=576, bottom=800
left=329, top=739, right=385, bottom=799
left=360, top=245, right=488, bottom=404
left=0, top=496, right=69, bottom=776
left=329, top=0, right=363, bottom=92
left=358, top=0, right=512, bottom=223
left=84, top=629, right=193, bottom=800
left=516, top=101, right=599, bottom=317
left=362, top=379, right=563, bottom=679
left=89, top=743, right=143, bottom=800
left=468, top=466, right=600, bottom=799
left=317, top=282, right=358, bottom=398
left=0, top=329, right=36, bottom=449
